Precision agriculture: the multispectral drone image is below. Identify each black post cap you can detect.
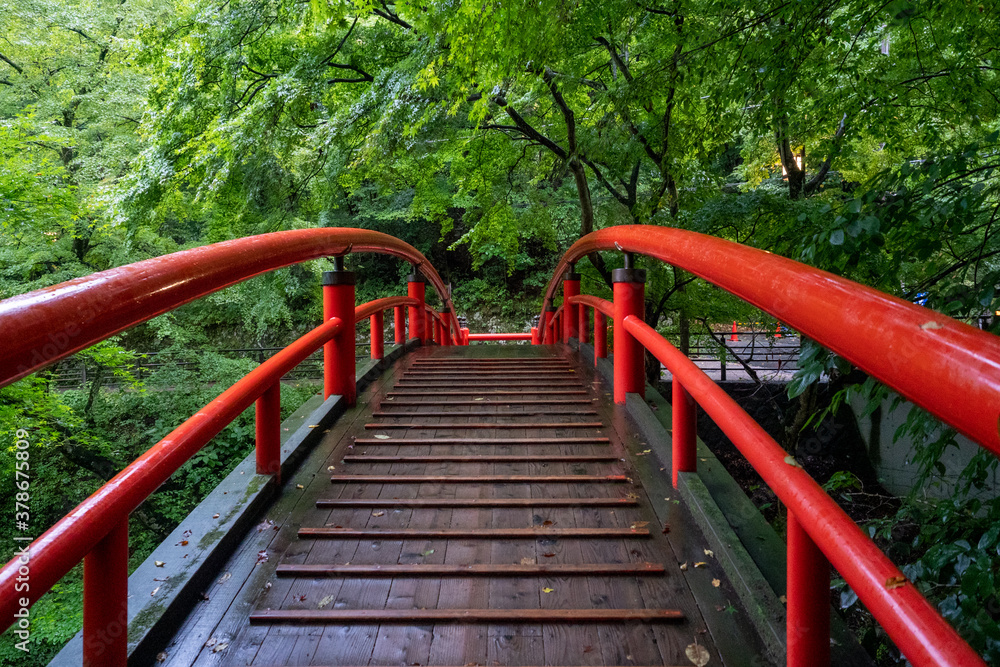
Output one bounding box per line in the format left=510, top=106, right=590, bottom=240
left=611, top=268, right=646, bottom=284
left=322, top=270, right=356, bottom=286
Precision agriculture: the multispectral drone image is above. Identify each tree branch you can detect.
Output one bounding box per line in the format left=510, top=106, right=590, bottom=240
left=0, top=52, right=23, bottom=74
left=326, top=63, right=374, bottom=84
left=373, top=2, right=413, bottom=31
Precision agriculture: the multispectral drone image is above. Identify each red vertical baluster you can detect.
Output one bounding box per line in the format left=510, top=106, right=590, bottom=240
left=323, top=260, right=356, bottom=404
left=255, top=381, right=281, bottom=479
left=612, top=257, right=646, bottom=404
left=594, top=311, right=607, bottom=363
left=563, top=269, right=580, bottom=341
left=83, top=520, right=128, bottom=667
left=394, top=305, right=405, bottom=344
left=407, top=273, right=426, bottom=343
left=370, top=311, right=384, bottom=360
left=671, top=380, right=696, bottom=487
left=787, top=511, right=831, bottom=666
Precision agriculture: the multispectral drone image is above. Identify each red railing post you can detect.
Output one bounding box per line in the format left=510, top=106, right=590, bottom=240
left=393, top=305, right=405, bottom=344
left=323, top=260, right=356, bottom=404
left=613, top=257, right=646, bottom=403
left=563, top=269, right=580, bottom=341
left=407, top=273, right=426, bottom=342
left=83, top=520, right=128, bottom=667
left=594, top=311, right=607, bottom=363
left=440, top=310, right=452, bottom=346
left=426, top=311, right=435, bottom=344
left=255, top=381, right=281, bottom=478
left=543, top=305, right=555, bottom=344
left=370, top=311, right=384, bottom=359
left=787, top=511, right=831, bottom=667
left=578, top=304, right=589, bottom=345
left=672, top=380, right=696, bottom=487
left=462, top=327, right=470, bottom=345
left=531, top=327, right=540, bottom=345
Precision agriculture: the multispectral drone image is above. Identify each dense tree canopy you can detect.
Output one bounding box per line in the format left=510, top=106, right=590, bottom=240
left=2, top=0, right=1000, bottom=664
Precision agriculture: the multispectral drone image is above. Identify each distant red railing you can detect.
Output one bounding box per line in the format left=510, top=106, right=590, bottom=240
left=467, top=333, right=532, bottom=342
left=0, top=230, right=454, bottom=666
left=539, top=225, right=999, bottom=667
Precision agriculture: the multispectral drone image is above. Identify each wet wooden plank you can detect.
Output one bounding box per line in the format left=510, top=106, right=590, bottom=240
left=251, top=608, right=684, bottom=624
left=276, top=563, right=665, bottom=577
left=316, top=497, right=636, bottom=508
left=329, top=474, right=627, bottom=483
left=372, top=410, right=598, bottom=416
left=342, top=454, right=616, bottom=463
left=299, top=527, right=651, bottom=539
left=353, top=436, right=610, bottom=445
left=365, top=421, right=605, bottom=429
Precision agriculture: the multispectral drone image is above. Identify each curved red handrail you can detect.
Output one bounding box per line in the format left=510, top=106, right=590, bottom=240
left=570, top=294, right=613, bottom=318
left=0, top=229, right=459, bottom=387
left=356, top=296, right=418, bottom=321
left=467, top=333, right=532, bottom=341
left=541, top=226, right=1000, bottom=455
left=0, top=315, right=344, bottom=625
left=624, top=315, right=985, bottom=667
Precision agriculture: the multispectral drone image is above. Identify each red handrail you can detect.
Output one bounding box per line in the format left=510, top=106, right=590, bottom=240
left=356, top=295, right=418, bottom=321
left=0, top=229, right=459, bottom=388
left=541, top=225, right=1000, bottom=455
left=0, top=315, right=342, bottom=626
left=570, top=294, right=613, bottom=317
left=467, top=333, right=533, bottom=341
left=624, top=315, right=985, bottom=667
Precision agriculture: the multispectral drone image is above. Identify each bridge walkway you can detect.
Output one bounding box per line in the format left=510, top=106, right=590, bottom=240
left=158, top=345, right=770, bottom=667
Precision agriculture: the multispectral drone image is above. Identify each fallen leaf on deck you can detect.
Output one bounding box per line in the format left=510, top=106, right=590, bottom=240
left=704, top=549, right=714, bottom=557
left=520, top=557, right=534, bottom=565
left=156, top=652, right=168, bottom=662
left=783, top=455, right=801, bottom=468
left=256, top=550, right=269, bottom=563
left=886, top=575, right=907, bottom=590
left=328, top=466, right=336, bottom=472
left=473, top=397, right=484, bottom=401
left=662, top=523, right=671, bottom=534
left=372, top=511, right=385, bottom=517
left=257, top=519, right=274, bottom=532
left=694, top=562, right=707, bottom=568
left=778, top=595, right=787, bottom=604
left=711, top=579, right=721, bottom=588
left=374, top=434, right=391, bottom=439
left=296, top=594, right=306, bottom=602
left=680, top=562, right=688, bottom=571
left=630, top=521, right=649, bottom=530
left=583, top=645, right=594, bottom=653
left=685, top=643, right=710, bottom=666
left=204, top=638, right=217, bottom=648
left=263, top=582, right=272, bottom=590
left=542, top=553, right=556, bottom=558
left=318, top=595, right=335, bottom=608
left=212, top=513, right=220, bottom=519
left=211, top=643, right=228, bottom=654
left=542, top=587, right=555, bottom=593
left=176, top=540, right=188, bottom=546
left=154, top=561, right=165, bottom=567
left=542, top=520, right=554, bottom=526
left=218, top=572, right=231, bottom=584
left=296, top=484, right=304, bottom=489
left=636, top=449, right=651, bottom=456
left=421, top=549, right=435, bottom=557
left=151, top=587, right=160, bottom=596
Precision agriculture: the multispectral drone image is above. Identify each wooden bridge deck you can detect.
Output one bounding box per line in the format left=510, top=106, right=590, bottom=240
left=157, top=345, right=771, bottom=667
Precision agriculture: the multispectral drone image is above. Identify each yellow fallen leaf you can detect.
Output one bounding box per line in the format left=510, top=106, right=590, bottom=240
left=711, top=579, right=721, bottom=588
left=327, top=466, right=336, bottom=471
left=542, top=587, right=555, bottom=593
left=784, top=455, right=801, bottom=468
left=296, top=484, right=304, bottom=489
left=685, top=642, right=710, bottom=666
left=630, top=521, right=650, bottom=530
left=694, top=562, right=707, bottom=568
left=374, top=434, right=391, bottom=439
left=704, top=549, right=714, bottom=557
left=921, top=321, right=944, bottom=330
left=679, top=562, right=688, bottom=571
left=211, top=642, right=228, bottom=653
left=520, top=557, right=534, bottom=565
left=779, top=595, right=787, bottom=604
left=886, top=575, right=907, bottom=590
left=308, top=424, right=320, bottom=428
left=318, top=595, right=335, bottom=608
left=155, top=561, right=165, bottom=567
left=372, top=511, right=385, bottom=517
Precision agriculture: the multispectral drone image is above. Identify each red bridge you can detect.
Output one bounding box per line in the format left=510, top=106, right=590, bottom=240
left=2, top=227, right=998, bottom=667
